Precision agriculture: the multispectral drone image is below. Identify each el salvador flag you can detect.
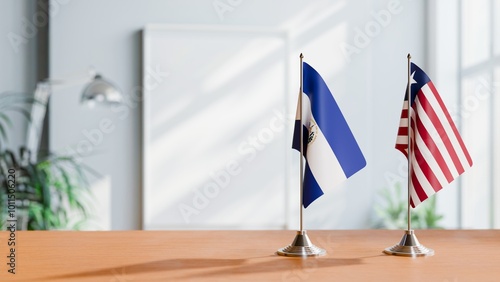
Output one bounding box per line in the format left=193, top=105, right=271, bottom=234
left=292, top=62, right=366, bottom=208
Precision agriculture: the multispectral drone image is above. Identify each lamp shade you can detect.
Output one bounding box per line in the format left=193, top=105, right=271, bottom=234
left=81, top=74, right=122, bottom=106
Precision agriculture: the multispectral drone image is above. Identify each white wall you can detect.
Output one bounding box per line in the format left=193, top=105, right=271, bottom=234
left=49, top=0, right=426, bottom=230
left=0, top=0, right=38, bottom=150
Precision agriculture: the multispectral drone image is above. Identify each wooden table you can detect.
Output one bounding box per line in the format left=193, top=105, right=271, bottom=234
left=0, top=230, right=499, bottom=281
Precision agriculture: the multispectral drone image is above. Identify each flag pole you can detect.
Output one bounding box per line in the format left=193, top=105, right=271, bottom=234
left=277, top=53, right=325, bottom=257
left=299, top=53, right=304, bottom=233
left=383, top=53, right=434, bottom=257
left=406, top=53, right=412, bottom=233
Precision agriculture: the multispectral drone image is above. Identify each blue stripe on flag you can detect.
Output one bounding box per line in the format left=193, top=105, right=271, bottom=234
left=303, top=162, right=324, bottom=208
left=293, top=121, right=322, bottom=208
left=292, top=120, right=308, bottom=157
left=302, top=62, right=366, bottom=177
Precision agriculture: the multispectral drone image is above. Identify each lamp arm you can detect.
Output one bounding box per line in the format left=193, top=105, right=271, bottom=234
left=25, top=82, right=51, bottom=162
left=25, top=68, right=121, bottom=161
left=44, top=68, right=97, bottom=91
left=25, top=68, right=96, bottom=161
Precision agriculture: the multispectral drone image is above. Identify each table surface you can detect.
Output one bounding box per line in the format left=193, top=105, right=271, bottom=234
left=0, top=229, right=499, bottom=281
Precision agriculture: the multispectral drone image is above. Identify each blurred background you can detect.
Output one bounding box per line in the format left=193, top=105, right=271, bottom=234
left=0, top=0, right=498, bottom=230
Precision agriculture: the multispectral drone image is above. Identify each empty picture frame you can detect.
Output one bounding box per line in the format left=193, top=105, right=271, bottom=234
left=142, top=24, right=290, bottom=229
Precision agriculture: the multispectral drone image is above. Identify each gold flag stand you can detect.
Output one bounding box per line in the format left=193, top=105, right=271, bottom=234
left=277, top=53, right=325, bottom=257
left=383, top=54, right=434, bottom=257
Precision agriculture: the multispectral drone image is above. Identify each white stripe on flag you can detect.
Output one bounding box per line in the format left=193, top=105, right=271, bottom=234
left=411, top=151, right=437, bottom=198
left=415, top=93, right=460, bottom=177
left=409, top=176, right=421, bottom=207
left=302, top=94, right=347, bottom=189
left=396, top=136, right=407, bottom=144
left=421, top=84, right=471, bottom=170
left=399, top=118, right=409, bottom=127
left=300, top=93, right=312, bottom=128
left=306, top=124, right=348, bottom=189
left=413, top=122, right=449, bottom=187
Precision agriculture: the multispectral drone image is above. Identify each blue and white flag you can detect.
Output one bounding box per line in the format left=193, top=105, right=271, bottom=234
left=292, top=62, right=366, bottom=208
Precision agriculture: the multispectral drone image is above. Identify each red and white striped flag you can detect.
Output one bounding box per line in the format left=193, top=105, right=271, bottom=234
left=396, top=63, right=473, bottom=208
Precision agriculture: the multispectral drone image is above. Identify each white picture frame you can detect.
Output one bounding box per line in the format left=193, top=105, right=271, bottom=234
left=142, top=24, right=291, bottom=230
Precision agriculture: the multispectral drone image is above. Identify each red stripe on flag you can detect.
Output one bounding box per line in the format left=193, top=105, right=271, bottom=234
left=417, top=89, right=466, bottom=174
left=395, top=145, right=408, bottom=157
left=414, top=106, right=454, bottom=183
left=395, top=108, right=408, bottom=156
left=410, top=170, right=429, bottom=204
left=428, top=81, right=473, bottom=166
left=400, top=108, right=408, bottom=119
left=410, top=115, right=416, bottom=152
left=395, top=65, right=473, bottom=208
left=398, top=127, right=408, bottom=136
left=413, top=144, right=441, bottom=191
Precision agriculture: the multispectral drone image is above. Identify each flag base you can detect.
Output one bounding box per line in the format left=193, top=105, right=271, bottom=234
left=277, top=230, right=326, bottom=257
left=383, top=230, right=434, bottom=257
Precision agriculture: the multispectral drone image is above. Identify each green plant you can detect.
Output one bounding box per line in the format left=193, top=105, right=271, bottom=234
left=0, top=148, right=94, bottom=230
left=0, top=92, right=34, bottom=148
left=0, top=92, right=95, bottom=230
left=373, top=182, right=444, bottom=229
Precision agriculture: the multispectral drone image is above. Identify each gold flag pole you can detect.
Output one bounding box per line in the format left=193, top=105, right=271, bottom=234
left=383, top=54, right=434, bottom=257
left=277, top=53, right=325, bottom=257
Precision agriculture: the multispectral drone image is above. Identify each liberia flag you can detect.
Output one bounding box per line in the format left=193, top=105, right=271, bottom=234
left=395, top=62, right=473, bottom=208
left=293, top=62, right=366, bottom=208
